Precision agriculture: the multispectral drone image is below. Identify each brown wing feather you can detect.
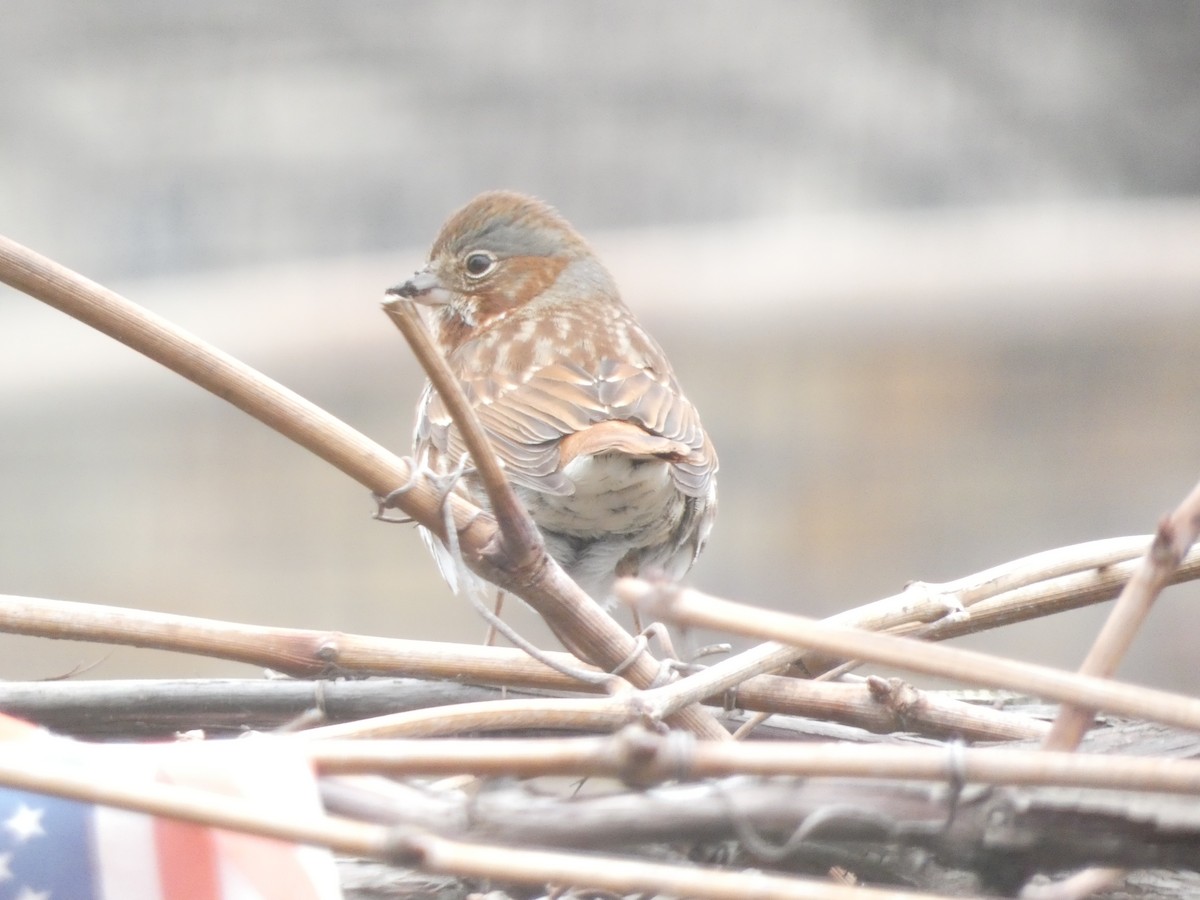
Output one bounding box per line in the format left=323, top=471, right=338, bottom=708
left=418, top=301, right=716, bottom=500
left=558, top=420, right=691, bottom=467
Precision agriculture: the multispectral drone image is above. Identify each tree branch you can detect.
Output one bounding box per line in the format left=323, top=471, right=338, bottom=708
left=1044, top=477, right=1200, bottom=750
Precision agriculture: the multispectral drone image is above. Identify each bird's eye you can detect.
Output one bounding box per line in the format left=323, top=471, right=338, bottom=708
left=463, top=252, right=497, bottom=279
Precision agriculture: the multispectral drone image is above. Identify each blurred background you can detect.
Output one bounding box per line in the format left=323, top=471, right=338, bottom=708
left=3, top=2, right=1200, bottom=691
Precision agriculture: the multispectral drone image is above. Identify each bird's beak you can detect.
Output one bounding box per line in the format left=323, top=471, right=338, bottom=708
left=386, top=266, right=451, bottom=306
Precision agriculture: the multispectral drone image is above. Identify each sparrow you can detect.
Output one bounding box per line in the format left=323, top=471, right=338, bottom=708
left=388, top=190, right=717, bottom=607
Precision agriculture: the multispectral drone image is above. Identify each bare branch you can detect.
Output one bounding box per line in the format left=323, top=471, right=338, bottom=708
left=307, top=728, right=1200, bottom=795
left=392, top=827, right=951, bottom=900
left=0, top=595, right=1050, bottom=741
left=796, top=538, right=1200, bottom=676
left=1044, top=477, right=1200, bottom=750
left=381, top=297, right=541, bottom=572
left=621, top=579, right=1200, bottom=733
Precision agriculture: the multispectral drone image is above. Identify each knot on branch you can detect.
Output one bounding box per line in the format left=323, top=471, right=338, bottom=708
left=612, top=724, right=696, bottom=788
left=867, top=675, right=927, bottom=730
left=1152, top=516, right=1185, bottom=569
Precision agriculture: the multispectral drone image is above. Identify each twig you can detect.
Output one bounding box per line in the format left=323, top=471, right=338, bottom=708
left=295, top=696, right=647, bottom=740
left=1021, top=868, right=1125, bottom=900
left=621, top=579, right=1200, bottom=733
left=1043, top=477, right=1200, bottom=751
left=306, top=729, right=1200, bottom=794
left=796, top=538, right=1200, bottom=675
left=0, top=677, right=530, bottom=738
left=918, top=544, right=1200, bottom=638
left=0, top=239, right=480, bottom=546
left=628, top=635, right=1046, bottom=740
left=395, top=830, right=950, bottom=900
left=883, top=535, right=1156, bottom=618
left=381, top=297, right=541, bottom=574
left=640, top=638, right=811, bottom=717
left=0, top=594, right=594, bottom=688
left=1033, top=482, right=1200, bottom=894
left=625, top=633, right=1043, bottom=741
left=0, top=596, right=1046, bottom=741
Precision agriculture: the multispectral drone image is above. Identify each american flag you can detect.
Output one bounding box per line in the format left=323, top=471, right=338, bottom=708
left=0, top=714, right=343, bottom=900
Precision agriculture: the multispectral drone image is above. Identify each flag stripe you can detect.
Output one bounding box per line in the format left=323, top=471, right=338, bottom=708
left=93, top=805, right=163, bottom=900
left=156, top=815, right=222, bottom=900
left=215, top=829, right=330, bottom=900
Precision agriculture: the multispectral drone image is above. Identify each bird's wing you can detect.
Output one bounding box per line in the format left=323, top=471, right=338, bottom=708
left=418, top=356, right=716, bottom=500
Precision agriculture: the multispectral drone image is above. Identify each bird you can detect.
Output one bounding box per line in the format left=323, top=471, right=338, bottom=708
left=387, top=190, right=717, bottom=612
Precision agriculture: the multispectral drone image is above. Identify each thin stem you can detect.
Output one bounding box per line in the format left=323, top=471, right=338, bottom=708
left=382, top=298, right=542, bottom=562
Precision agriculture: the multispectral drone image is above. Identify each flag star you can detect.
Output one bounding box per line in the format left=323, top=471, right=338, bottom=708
left=0, top=851, right=11, bottom=881
left=15, top=888, right=50, bottom=900
left=3, top=805, right=45, bottom=843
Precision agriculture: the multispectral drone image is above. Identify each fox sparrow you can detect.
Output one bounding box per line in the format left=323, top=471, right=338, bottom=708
left=388, top=191, right=718, bottom=606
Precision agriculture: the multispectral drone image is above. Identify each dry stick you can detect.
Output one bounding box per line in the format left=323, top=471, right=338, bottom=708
left=293, top=675, right=1039, bottom=741
left=9, top=532, right=1180, bottom=738
left=751, top=673, right=1049, bottom=741
left=1033, top=481, right=1200, bottom=900
left=0, top=672, right=1047, bottom=743
left=0, top=234, right=725, bottom=740
left=400, top=831, right=968, bottom=900
left=854, top=535, right=1156, bottom=630
left=636, top=540, right=1200, bottom=728
left=306, top=732, right=1200, bottom=795
left=0, top=594, right=591, bottom=689
left=1019, top=868, right=1127, bottom=900
left=645, top=638, right=823, bottom=720
left=381, top=298, right=540, bottom=574
left=643, top=634, right=1047, bottom=741
left=297, top=697, right=639, bottom=740
left=0, top=594, right=1045, bottom=741
left=380, top=299, right=598, bottom=671
left=1043, top=477, right=1200, bottom=751
left=16, top=526, right=1192, bottom=739
left=915, top=545, right=1200, bottom=640
left=798, top=539, right=1200, bottom=675
left=622, top=580, right=1200, bottom=734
